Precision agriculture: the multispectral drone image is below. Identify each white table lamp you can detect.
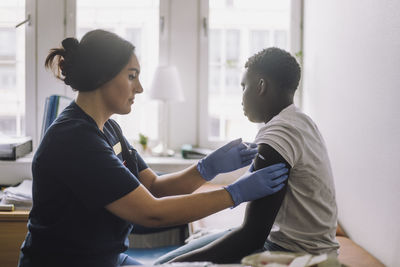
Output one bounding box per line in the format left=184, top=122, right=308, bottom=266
left=148, top=65, right=184, bottom=156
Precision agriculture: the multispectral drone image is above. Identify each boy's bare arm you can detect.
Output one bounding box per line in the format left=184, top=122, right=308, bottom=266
left=171, top=144, right=290, bottom=263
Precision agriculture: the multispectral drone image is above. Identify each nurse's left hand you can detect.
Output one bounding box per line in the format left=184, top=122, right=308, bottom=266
left=197, top=138, right=258, bottom=181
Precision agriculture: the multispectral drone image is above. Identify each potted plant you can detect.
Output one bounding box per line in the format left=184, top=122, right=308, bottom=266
left=138, top=133, right=148, bottom=152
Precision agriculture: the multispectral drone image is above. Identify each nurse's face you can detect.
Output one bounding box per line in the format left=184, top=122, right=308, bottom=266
left=99, top=54, right=143, bottom=115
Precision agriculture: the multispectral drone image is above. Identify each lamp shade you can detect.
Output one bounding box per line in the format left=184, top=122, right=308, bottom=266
left=148, top=65, right=184, bottom=102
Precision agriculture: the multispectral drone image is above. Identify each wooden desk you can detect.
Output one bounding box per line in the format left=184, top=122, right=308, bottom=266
left=0, top=210, right=29, bottom=267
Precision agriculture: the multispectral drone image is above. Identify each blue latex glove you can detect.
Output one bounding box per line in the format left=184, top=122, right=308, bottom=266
left=224, top=163, right=288, bottom=207
left=197, top=138, right=258, bottom=181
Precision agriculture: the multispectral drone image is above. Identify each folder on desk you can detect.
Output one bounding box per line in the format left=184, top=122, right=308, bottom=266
left=41, top=95, right=73, bottom=139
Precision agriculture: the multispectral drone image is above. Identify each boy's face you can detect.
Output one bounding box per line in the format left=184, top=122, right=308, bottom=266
left=241, top=69, right=264, bottom=123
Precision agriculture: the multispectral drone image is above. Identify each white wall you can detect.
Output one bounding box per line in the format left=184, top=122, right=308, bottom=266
left=302, top=1, right=400, bottom=266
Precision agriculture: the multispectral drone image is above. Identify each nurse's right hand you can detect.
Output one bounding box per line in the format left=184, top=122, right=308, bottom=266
left=224, top=163, right=288, bottom=207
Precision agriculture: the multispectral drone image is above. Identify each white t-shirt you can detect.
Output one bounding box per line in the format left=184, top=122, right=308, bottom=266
left=254, top=104, right=339, bottom=255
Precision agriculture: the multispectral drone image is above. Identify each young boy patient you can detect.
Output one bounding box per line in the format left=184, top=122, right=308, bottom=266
left=156, top=47, right=339, bottom=264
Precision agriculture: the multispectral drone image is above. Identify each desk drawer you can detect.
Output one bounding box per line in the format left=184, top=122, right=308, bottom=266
left=0, top=211, right=29, bottom=267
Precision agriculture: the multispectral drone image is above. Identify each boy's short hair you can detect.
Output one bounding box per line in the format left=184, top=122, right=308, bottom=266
left=245, top=47, right=301, bottom=92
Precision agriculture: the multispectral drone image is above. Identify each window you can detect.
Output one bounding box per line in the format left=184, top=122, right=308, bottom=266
left=76, top=0, right=160, bottom=142
left=1, top=1, right=300, bottom=153
left=200, top=0, right=293, bottom=146
left=0, top=0, right=25, bottom=136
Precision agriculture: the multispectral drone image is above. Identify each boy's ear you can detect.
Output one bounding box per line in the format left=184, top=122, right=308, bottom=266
left=258, top=78, right=267, bottom=95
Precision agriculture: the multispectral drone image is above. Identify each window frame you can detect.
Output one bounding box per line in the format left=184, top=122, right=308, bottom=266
left=24, top=0, right=37, bottom=148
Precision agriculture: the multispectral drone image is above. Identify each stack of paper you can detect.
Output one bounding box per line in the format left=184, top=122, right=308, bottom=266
left=1, top=179, right=32, bottom=210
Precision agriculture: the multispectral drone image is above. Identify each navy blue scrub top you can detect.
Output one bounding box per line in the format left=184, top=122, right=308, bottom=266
left=21, top=101, right=148, bottom=266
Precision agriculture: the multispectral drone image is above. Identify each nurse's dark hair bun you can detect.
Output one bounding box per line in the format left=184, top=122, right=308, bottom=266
left=44, top=37, right=80, bottom=88
left=60, top=38, right=79, bottom=87
left=62, top=37, right=79, bottom=52
left=45, top=30, right=135, bottom=92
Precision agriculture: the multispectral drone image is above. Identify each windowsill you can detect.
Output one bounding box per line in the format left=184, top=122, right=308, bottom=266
left=143, top=155, right=198, bottom=173
left=0, top=152, right=245, bottom=186
left=0, top=153, right=198, bottom=186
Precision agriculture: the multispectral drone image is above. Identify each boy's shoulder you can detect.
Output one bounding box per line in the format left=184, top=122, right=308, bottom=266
left=264, top=105, right=318, bottom=134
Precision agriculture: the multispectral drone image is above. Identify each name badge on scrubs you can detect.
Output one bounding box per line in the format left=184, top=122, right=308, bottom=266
left=113, top=142, right=122, bottom=156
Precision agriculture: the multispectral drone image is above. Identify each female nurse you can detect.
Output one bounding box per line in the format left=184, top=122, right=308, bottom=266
left=18, top=29, right=288, bottom=267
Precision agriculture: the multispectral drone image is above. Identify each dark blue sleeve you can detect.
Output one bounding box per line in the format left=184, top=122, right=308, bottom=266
left=125, top=137, right=148, bottom=172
